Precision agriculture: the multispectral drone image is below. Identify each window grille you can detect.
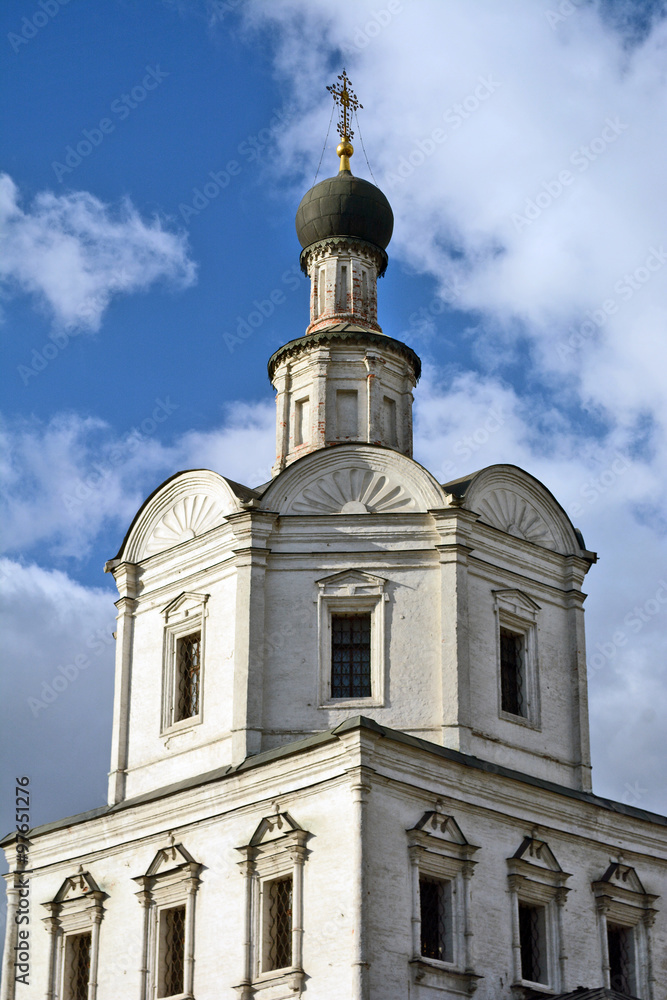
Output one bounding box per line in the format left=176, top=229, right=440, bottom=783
left=159, top=905, right=186, bottom=998
left=267, top=877, right=293, bottom=970
left=500, top=627, right=525, bottom=716
left=331, top=613, right=371, bottom=698
left=519, top=902, right=545, bottom=983
left=64, top=932, right=91, bottom=1000
left=608, top=923, right=633, bottom=994
left=175, top=632, right=201, bottom=721
left=419, top=876, right=453, bottom=963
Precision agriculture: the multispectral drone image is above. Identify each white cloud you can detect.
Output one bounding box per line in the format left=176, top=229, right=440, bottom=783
left=0, top=173, right=196, bottom=331
left=0, top=401, right=276, bottom=560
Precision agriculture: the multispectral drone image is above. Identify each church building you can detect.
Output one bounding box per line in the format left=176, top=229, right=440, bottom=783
left=2, top=73, right=665, bottom=1000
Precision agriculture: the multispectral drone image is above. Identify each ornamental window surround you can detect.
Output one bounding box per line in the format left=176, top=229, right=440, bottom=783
left=507, top=835, right=570, bottom=992
left=407, top=810, right=480, bottom=992
left=133, top=841, right=201, bottom=1000
left=42, top=870, right=106, bottom=1000
left=316, top=570, right=388, bottom=707
left=592, top=861, right=658, bottom=998
left=494, top=590, right=541, bottom=728
left=161, top=592, right=209, bottom=735
left=235, top=811, right=309, bottom=999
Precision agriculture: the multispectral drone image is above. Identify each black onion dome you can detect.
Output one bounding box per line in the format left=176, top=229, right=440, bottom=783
left=295, top=171, right=393, bottom=251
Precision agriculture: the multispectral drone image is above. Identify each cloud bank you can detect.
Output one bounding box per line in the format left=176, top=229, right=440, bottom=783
left=0, top=173, right=196, bottom=331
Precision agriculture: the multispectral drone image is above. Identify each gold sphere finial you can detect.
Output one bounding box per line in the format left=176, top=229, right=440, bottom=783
left=337, top=139, right=354, bottom=172
left=327, top=70, right=362, bottom=173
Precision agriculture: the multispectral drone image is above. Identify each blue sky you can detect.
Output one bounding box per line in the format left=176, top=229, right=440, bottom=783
left=2, top=0, right=667, bottom=916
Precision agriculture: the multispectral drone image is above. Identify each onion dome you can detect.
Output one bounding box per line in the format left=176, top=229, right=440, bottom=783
left=295, top=170, right=394, bottom=251
left=295, top=70, right=393, bottom=253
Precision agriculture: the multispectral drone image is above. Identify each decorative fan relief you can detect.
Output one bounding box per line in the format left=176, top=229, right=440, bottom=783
left=476, top=488, right=556, bottom=549
left=291, top=467, right=417, bottom=515
left=144, top=494, right=230, bottom=556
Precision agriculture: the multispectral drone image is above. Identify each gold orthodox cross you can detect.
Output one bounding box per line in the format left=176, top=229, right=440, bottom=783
left=327, top=70, right=362, bottom=142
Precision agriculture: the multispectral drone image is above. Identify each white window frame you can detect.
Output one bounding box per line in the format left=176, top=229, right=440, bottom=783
left=494, top=589, right=541, bottom=728
left=133, top=842, right=201, bottom=1000
left=507, top=836, right=570, bottom=992
left=235, top=812, right=308, bottom=998
left=407, top=810, right=480, bottom=992
left=160, top=592, right=209, bottom=735
left=43, top=871, right=106, bottom=1000
left=316, top=570, right=388, bottom=708
left=593, top=861, right=657, bottom=998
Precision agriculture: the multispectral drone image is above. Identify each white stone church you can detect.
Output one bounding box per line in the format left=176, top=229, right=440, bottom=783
left=2, top=79, right=666, bottom=1000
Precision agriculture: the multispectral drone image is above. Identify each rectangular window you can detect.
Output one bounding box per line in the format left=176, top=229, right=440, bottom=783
left=519, top=902, right=547, bottom=984
left=318, top=267, right=326, bottom=316
left=608, top=923, right=635, bottom=994
left=419, top=876, right=453, bottom=963
left=294, top=396, right=310, bottom=447
left=157, top=905, right=186, bottom=998
left=382, top=395, right=398, bottom=447
left=336, top=389, right=358, bottom=438
left=63, top=932, right=91, bottom=1000
left=331, top=613, right=371, bottom=698
left=500, top=627, right=525, bottom=717
left=361, top=269, right=368, bottom=308
left=265, top=876, right=293, bottom=971
left=175, top=631, right=201, bottom=722
left=337, top=264, right=348, bottom=311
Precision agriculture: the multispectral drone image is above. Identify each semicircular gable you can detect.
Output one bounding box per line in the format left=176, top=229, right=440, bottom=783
left=261, top=445, right=445, bottom=515
left=461, top=465, right=581, bottom=556
left=118, top=470, right=243, bottom=562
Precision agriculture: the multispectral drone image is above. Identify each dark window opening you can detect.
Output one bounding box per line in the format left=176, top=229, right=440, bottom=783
left=267, top=876, right=293, bottom=971
left=175, top=631, right=201, bottom=721
left=158, top=905, right=185, bottom=998
left=331, top=613, right=371, bottom=698
left=419, top=876, right=453, bottom=963
left=500, top=627, right=525, bottom=717
left=519, top=902, right=546, bottom=984
left=64, top=932, right=91, bottom=1000
left=608, top=923, right=634, bottom=994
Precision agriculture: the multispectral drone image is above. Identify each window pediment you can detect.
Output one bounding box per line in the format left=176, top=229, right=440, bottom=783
left=316, top=569, right=387, bottom=599
left=593, top=861, right=659, bottom=916
left=493, top=589, right=540, bottom=621
left=141, top=842, right=200, bottom=880
left=53, top=870, right=104, bottom=904
left=247, top=811, right=305, bottom=849
left=161, top=591, right=210, bottom=622
left=508, top=836, right=571, bottom=890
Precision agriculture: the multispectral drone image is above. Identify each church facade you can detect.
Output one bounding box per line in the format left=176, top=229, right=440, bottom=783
left=2, top=75, right=666, bottom=1000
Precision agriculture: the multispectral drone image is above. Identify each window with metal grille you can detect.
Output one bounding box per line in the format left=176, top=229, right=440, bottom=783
left=608, top=923, right=635, bottom=994
left=157, top=905, right=186, bottom=998
left=500, top=627, right=525, bottom=717
left=63, top=932, right=91, bottom=1000
left=331, top=613, right=371, bottom=698
left=519, top=902, right=547, bottom=984
left=266, top=876, right=293, bottom=971
left=419, top=876, right=453, bottom=963
left=175, top=631, right=201, bottom=722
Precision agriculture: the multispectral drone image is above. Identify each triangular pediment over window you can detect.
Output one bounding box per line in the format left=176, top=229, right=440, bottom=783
left=144, top=842, right=198, bottom=877
left=248, top=811, right=304, bottom=847
left=316, top=569, right=387, bottom=597
left=161, top=591, right=209, bottom=621
left=597, top=861, right=646, bottom=895
left=494, top=589, right=541, bottom=617
left=512, top=835, right=562, bottom=872
left=409, top=810, right=468, bottom=846
left=53, top=870, right=103, bottom=903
